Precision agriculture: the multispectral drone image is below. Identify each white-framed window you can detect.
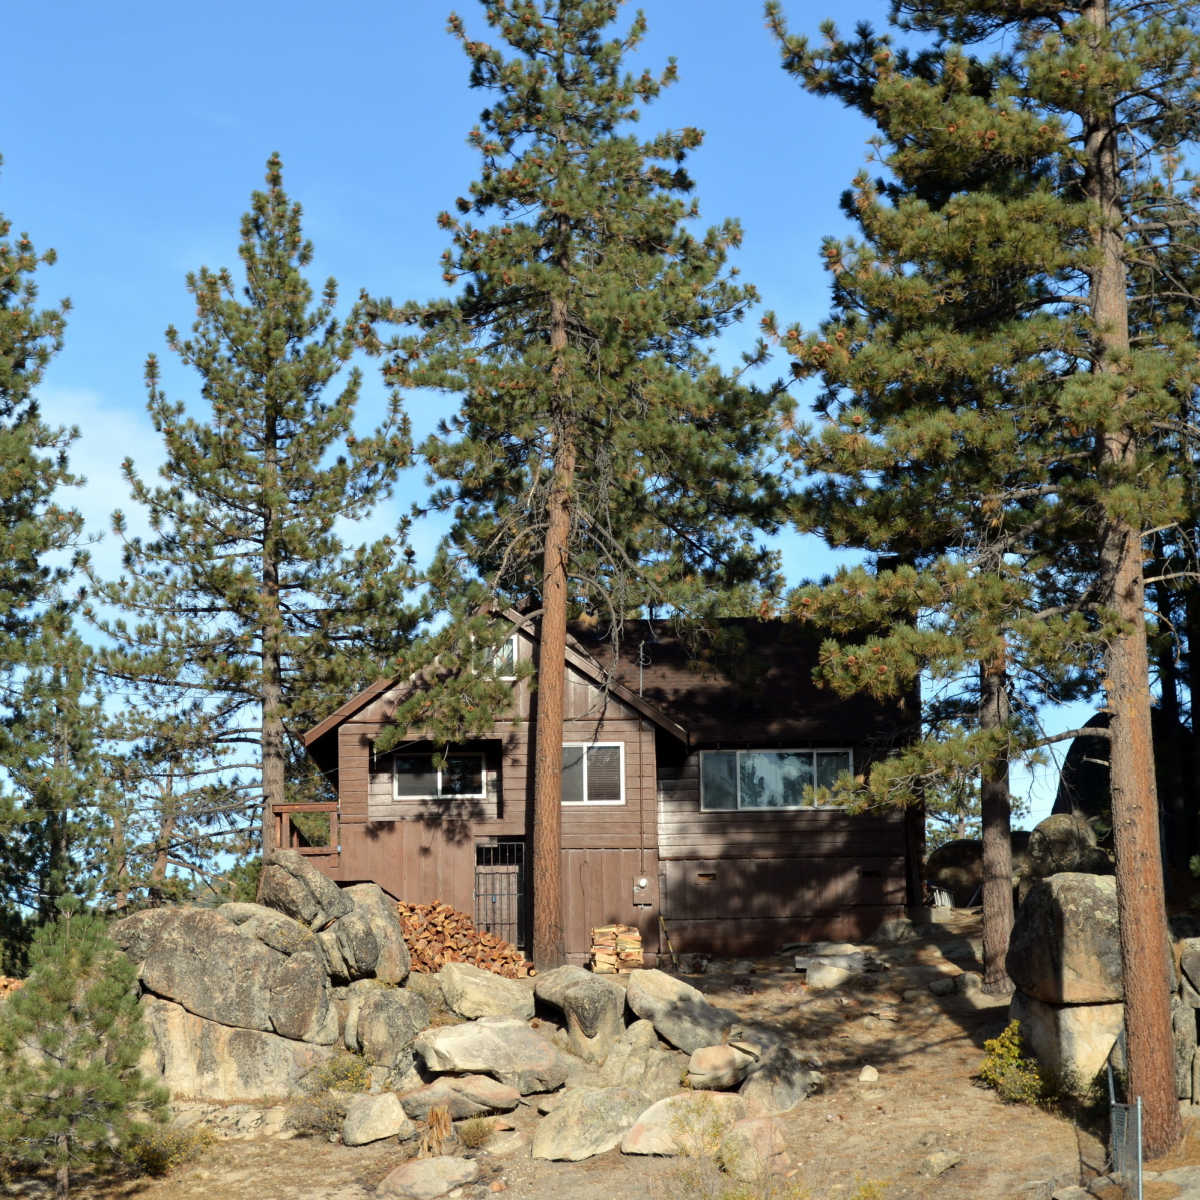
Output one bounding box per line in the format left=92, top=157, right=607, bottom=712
left=393, top=751, right=486, bottom=801
left=699, top=748, right=852, bottom=811
left=561, top=742, right=625, bottom=805
left=488, top=633, right=518, bottom=680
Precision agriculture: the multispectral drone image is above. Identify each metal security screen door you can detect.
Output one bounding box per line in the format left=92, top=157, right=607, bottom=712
left=474, top=838, right=527, bottom=949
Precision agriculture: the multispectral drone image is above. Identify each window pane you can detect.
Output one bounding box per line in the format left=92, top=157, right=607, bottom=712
left=490, top=636, right=516, bottom=677
left=561, top=745, right=585, bottom=804
left=394, top=754, right=437, bottom=798
left=816, top=751, right=851, bottom=791
left=443, top=754, right=483, bottom=797
left=700, top=752, right=737, bottom=810
left=586, top=744, right=622, bottom=803
left=740, top=751, right=813, bottom=808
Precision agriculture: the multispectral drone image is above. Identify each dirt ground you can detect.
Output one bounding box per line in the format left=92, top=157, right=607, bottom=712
left=4, top=912, right=1178, bottom=1200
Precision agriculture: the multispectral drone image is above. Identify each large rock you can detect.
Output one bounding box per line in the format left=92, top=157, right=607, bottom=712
left=139, top=995, right=335, bottom=1101
left=354, top=988, right=429, bottom=1070
left=688, top=1044, right=756, bottom=1090
left=109, top=908, right=176, bottom=964
left=217, top=902, right=322, bottom=958
left=325, top=906, right=381, bottom=982
left=140, top=908, right=282, bottom=1031
left=720, top=1117, right=790, bottom=1182
left=1028, top=814, right=1110, bottom=878
left=343, top=884, right=410, bottom=984
left=625, top=969, right=736, bottom=1053
left=1010, top=991, right=1123, bottom=1096
left=1174, top=995, right=1196, bottom=1100
left=739, top=1045, right=824, bottom=1115
left=535, top=965, right=625, bottom=1064
left=268, top=951, right=337, bottom=1043
left=925, top=839, right=983, bottom=906
left=620, top=1091, right=747, bottom=1156
left=597, top=1019, right=687, bottom=1102
left=257, top=849, right=353, bottom=931
left=377, top=1156, right=480, bottom=1200
left=531, top=1086, right=646, bottom=1161
left=438, top=962, right=534, bottom=1020
left=342, top=1093, right=416, bottom=1146
left=399, top=1075, right=520, bottom=1121
left=414, top=1017, right=571, bottom=1094
left=1006, top=874, right=1122, bottom=1005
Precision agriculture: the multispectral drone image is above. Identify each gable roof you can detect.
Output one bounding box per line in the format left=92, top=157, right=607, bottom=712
left=304, top=615, right=905, bottom=755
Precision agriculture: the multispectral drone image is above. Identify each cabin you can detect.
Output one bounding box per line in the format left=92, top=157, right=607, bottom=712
left=295, top=619, right=915, bottom=965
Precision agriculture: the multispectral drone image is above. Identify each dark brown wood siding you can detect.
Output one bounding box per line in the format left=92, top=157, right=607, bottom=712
left=657, top=750, right=905, bottom=952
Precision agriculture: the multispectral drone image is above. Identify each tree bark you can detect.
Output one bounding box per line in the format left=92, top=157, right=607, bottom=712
left=1084, top=0, right=1181, bottom=1156
left=531, top=288, right=572, bottom=970
left=979, top=651, right=1014, bottom=994
left=261, top=404, right=283, bottom=855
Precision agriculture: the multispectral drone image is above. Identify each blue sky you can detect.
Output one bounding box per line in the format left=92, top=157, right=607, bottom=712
left=4, top=0, right=1074, bottom=823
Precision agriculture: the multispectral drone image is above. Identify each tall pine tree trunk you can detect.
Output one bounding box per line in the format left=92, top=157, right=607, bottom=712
left=261, top=409, right=283, bottom=855
left=979, top=650, right=1014, bottom=994
left=531, top=289, right=571, bottom=969
left=1085, top=0, right=1181, bottom=1155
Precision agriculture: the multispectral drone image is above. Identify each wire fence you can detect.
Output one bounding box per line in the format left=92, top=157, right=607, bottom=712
left=1107, top=1035, right=1142, bottom=1200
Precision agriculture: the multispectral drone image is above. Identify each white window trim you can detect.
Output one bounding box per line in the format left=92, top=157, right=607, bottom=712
left=490, top=633, right=518, bottom=681
left=561, top=741, right=626, bottom=806
left=699, top=748, right=853, bottom=812
left=392, top=751, right=487, bottom=802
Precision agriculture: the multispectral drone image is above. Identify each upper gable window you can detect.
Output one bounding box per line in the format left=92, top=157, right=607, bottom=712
left=561, top=742, right=624, bottom=805
left=393, top=752, right=485, bottom=800
left=699, top=749, right=851, bottom=811
left=489, top=634, right=517, bottom=680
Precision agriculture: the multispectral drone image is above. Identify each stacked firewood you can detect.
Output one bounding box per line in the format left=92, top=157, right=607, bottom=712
left=395, top=900, right=533, bottom=978
left=591, top=923, right=643, bottom=973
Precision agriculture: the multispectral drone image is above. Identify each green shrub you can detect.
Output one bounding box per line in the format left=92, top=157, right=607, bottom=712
left=303, top=1051, right=372, bottom=1094
left=125, top=1125, right=216, bottom=1176
left=977, top=1020, right=1046, bottom=1104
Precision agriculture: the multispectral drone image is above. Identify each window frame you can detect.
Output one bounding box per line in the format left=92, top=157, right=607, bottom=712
left=488, top=633, right=518, bottom=680
left=561, top=741, right=626, bottom=807
left=698, top=747, right=853, bottom=812
left=392, top=750, right=487, bottom=802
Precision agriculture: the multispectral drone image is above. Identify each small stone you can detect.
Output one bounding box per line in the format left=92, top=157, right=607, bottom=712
left=921, top=1150, right=963, bottom=1178
left=490, top=1183, right=507, bottom=1193
left=928, top=976, right=959, bottom=997
left=858, top=1065, right=879, bottom=1083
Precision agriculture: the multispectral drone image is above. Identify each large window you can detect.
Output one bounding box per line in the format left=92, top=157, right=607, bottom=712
left=393, top=752, right=485, bottom=801
left=561, top=742, right=624, bottom=805
left=699, top=749, right=852, bottom=811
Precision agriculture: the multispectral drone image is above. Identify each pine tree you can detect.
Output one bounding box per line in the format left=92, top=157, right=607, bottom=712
left=766, top=0, right=1200, bottom=1155
left=0, top=164, right=91, bottom=964
left=90, top=154, right=417, bottom=858
left=0, top=901, right=166, bottom=1199
left=370, top=0, right=782, bottom=967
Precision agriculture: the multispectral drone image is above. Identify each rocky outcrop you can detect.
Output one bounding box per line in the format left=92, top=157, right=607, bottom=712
left=342, top=1093, right=415, bottom=1147
left=400, top=1075, right=521, bottom=1121
left=415, top=1017, right=571, bottom=1094
left=531, top=1086, right=646, bottom=1161
left=354, top=988, right=429, bottom=1071
left=438, top=961, right=534, bottom=1020
left=535, top=965, right=625, bottom=1064
left=625, top=968, right=737, bottom=1053
left=1006, top=874, right=1122, bottom=1005
left=139, top=995, right=336, bottom=1101
left=256, top=849, right=353, bottom=930
left=620, top=1091, right=748, bottom=1156
left=1027, top=814, right=1110, bottom=878
left=1010, top=991, right=1124, bottom=1094
left=343, top=884, right=411, bottom=984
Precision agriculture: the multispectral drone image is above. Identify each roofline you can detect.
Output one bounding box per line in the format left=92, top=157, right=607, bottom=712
left=303, top=608, right=691, bottom=748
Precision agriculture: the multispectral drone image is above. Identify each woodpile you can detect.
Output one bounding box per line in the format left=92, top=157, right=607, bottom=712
left=395, top=900, right=533, bottom=978
left=590, top=923, right=642, bottom=973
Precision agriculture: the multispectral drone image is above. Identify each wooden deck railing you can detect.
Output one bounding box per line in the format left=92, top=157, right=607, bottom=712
left=273, top=802, right=339, bottom=857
